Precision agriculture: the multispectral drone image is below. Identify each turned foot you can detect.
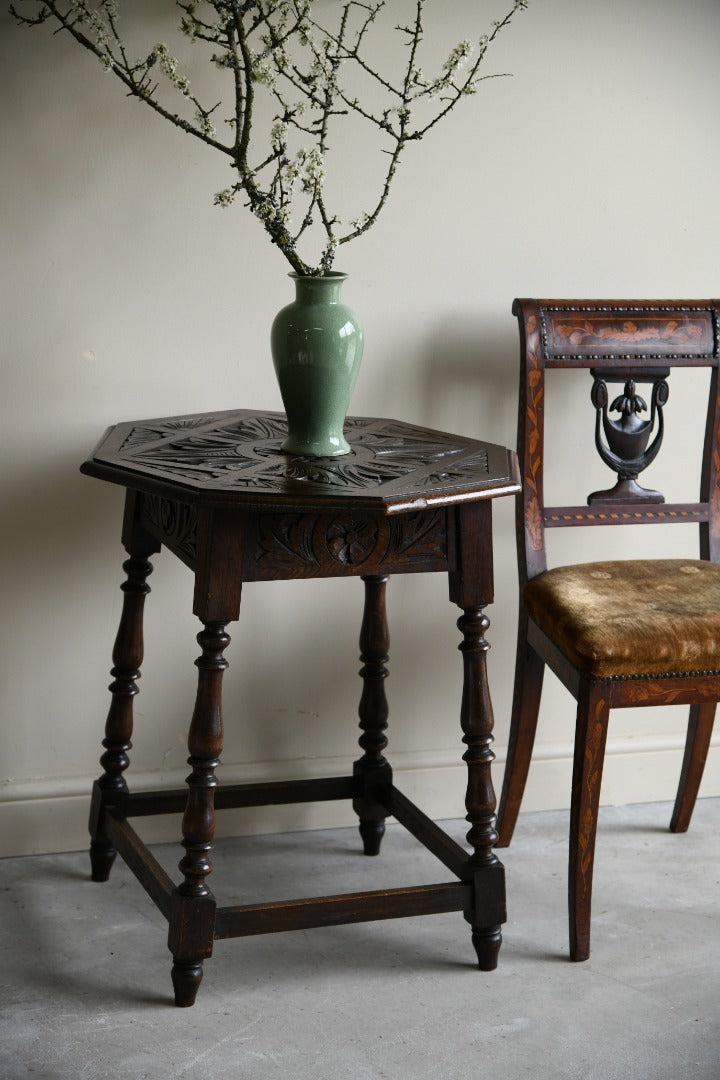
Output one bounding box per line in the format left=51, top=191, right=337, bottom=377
left=171, top=960, right=204, bottom=1008
left=359, top=819, right=385, bottom=856
left=89, top=840, right=117, bottom=882
left=472, top=926, right=502, bottom=971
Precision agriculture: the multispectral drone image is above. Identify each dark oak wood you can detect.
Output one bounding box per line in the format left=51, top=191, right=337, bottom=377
left=457, top=606, right=504, bottom=971
left=214, top=882, right=472, bottom=938
left=497, top=298, right=720, bottom=962
left=104, top=811, right=174, bottom=919
left=126, top=776, right=358, bottom=817
left=83, top=411, right=519, bottom=1004
left=89, top=499, right=160, bottom=882
left=381, top=785, right=468, bottom=879
left=448, top=500, right=505, bottom=970
left=81, top=413, right=519, bottom=513
left=353, top=574, right=392, bottom=855
left=177, top=622, right=229, bottom=899
left=168, top=621, right=230, bottom=1007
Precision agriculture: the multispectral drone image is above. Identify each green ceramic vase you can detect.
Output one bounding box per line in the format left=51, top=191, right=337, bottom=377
left=271, top=272, right=363, bottom=457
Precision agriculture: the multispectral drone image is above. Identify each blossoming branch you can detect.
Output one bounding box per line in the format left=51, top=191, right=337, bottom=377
left=11, top=0, right=529, bottom=275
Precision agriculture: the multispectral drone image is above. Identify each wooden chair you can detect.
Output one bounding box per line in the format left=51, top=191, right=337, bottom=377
left=496, top=298, right=720, bottom=960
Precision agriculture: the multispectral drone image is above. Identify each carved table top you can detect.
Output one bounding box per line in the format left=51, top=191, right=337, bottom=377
left=81, top=410, right=520, bottom=513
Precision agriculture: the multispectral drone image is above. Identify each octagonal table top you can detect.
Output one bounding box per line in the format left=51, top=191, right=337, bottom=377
left=81, top=410, right=520, bottom=513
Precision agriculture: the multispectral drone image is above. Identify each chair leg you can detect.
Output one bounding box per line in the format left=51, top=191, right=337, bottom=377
left=495, top=625, right=545, bottom=848
left=670, top=702, right=716, bottom=833
left=568, top=684, right=610, bottom=962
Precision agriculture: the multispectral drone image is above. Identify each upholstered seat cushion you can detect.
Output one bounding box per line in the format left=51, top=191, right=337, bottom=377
left=524, top=559, right=720, bottom=678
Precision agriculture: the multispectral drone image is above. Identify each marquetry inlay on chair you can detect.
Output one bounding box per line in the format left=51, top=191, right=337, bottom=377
left=496, top=298, right=720, bottom=961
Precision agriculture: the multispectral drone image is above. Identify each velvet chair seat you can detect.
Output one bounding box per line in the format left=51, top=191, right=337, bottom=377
left=524, top=559, right=720, bottom=678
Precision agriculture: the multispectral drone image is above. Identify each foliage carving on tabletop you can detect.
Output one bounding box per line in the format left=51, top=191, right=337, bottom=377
left=108, top=413, right=492, bottom=496
left=10, top=0, right=529, bottom=275
left=118, top=417, right=226, bottom=454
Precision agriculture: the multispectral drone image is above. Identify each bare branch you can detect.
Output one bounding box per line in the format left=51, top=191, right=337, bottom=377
left=11, top=0, right=529, bottom=274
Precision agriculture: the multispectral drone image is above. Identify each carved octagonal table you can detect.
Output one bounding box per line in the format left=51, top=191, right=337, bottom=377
left=81, top=410, right=520, bottom=1006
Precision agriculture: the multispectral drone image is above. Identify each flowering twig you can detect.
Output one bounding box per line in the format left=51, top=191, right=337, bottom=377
left=10, top=0, right=529, bottom=275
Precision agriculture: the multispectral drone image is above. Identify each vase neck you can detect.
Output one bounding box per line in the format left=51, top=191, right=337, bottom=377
left=292, top=272, right=347, bottom=304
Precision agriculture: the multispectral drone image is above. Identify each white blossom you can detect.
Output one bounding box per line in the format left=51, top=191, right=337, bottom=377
left=14, top=0, right=530, bottom=276
left=442, top=40, right=474, bottom=76
left=214, top=188, right=235, bottom=208
left=271, top=121, right=288, bottom=151
left=195, top=109, right=215, bottom=136
left=153, top=43, right=178, bottom=80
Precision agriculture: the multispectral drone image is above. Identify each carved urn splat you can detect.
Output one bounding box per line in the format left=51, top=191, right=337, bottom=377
left=588, top=371, right=669, bottom=504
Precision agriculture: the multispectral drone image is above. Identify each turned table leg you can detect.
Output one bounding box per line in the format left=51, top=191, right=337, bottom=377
left=449, top=501, right=505, bottom=970
left=89, top=550, right=154, bottom=882
left=353, top=574, right=392, bottom=856
left=457, top=606, right=504, bottom=970
left=168, top=621, right=229, bottom=1007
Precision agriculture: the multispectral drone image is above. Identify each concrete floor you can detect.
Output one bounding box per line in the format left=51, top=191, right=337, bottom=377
left=1, top=799, right=718, bottom=1080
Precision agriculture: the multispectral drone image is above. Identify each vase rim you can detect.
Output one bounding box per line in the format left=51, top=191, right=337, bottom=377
left=289, top=271, right=348, bottom=281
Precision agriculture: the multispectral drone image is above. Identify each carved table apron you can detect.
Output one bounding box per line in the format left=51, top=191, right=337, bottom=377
left=81, top=410, right=520, bottom=1007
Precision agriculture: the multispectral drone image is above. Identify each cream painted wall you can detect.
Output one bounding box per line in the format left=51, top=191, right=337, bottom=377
left=2, top=0, right=719, bottom=857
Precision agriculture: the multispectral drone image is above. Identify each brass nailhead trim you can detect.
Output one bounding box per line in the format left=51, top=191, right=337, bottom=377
left=592, top=668, right=720, bottom=684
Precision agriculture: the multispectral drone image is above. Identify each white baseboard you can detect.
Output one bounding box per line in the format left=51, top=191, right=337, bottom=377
left=1, top=733, right=718, bottom=858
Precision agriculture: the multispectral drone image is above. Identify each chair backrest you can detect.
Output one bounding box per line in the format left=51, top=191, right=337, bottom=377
left=513, top=298, right=720, bottom=585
